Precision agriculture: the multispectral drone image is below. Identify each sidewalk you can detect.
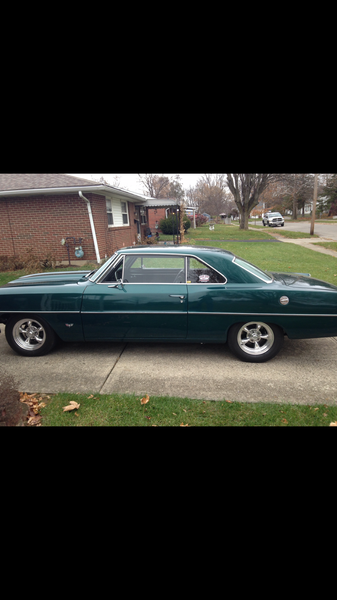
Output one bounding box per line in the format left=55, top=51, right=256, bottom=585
left=261, top=231, right=337, bottom=257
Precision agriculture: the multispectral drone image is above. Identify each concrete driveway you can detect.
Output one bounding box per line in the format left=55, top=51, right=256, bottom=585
left=1, top=325, right=337, bottom=405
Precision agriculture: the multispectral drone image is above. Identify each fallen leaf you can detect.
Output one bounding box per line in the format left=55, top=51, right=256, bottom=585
left=180, top=423, right=189, bottom=427
left=63, top=401, right=80, bottom=412
left=225, top=400, right=233, bottom=403
left=27, top=415, right=42, bottom=426
left=314, top=408, right=319, bottom=411
left=323, top=413, right=328, bottom=417
left=183, top=409, right=187, bottom=412
left=140, top=394, right=150, bottom=405
left=38, top=402, right=46, bottom=409
left=87, top=394, right=94, bottom=399
left=329, top=421, right=337, bottom=426
left=145, top=416, right=151, bottom=420
left=172, top=413, right=177, bottom=416
left=281, top=418, right=288, bottom=424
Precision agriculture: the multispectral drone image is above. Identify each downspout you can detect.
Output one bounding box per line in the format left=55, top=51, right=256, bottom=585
left=79, top=191, right=101, bottom=264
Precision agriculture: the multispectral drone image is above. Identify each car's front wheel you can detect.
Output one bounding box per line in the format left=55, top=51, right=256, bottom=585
left=227, top=321, right=284, bottom=363
left=5, top=315, right=57, bottom=357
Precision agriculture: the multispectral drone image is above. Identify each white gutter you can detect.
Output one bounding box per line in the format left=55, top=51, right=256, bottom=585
left=79, top=191, right=101, bottom=264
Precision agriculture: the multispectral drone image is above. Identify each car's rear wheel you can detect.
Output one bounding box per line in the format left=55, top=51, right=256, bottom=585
left=227, top=321, right=284, bottom=363
left=5, top=315, right=57, bottom=357
left=263, top=221, right=266, bottom=226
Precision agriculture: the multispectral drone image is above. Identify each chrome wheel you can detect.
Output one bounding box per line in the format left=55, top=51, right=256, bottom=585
left=13, top=318, right=46, bottom=351
left=237, top=322, right=274, bottom=356
left=5, top=315, right=57, bottom=356
left=227, top=321, right=284, bottom=362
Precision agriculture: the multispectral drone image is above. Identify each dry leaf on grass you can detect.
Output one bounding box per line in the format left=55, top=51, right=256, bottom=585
left=281, top=418, right=288, bottom=424
left=27, top=415, right=42, bottom=426
left=329, top=421, right=337, bottom=426
left=63, top=401, right=80, bottom=412
left=140, top=395, right=150, bottom=405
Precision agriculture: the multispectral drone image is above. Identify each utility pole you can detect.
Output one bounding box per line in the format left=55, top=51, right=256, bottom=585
left=310, top=174, right=318, bottom=236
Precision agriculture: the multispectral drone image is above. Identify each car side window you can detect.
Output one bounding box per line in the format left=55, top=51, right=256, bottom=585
left=187, top=258, right=225, bottom=284
left=124, top=255, right=185, bottom=284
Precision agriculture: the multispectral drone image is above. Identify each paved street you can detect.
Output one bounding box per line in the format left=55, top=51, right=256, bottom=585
left=254, top=218, right=337, bottom=240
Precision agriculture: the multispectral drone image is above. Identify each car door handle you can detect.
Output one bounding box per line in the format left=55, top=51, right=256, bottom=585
left=169, top=295, right=185, bottom=299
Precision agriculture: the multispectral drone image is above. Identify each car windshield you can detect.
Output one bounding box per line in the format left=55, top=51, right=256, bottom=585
left=89, top=253, right=118, bottom=282
left=269, top=213, right=282, bottom=217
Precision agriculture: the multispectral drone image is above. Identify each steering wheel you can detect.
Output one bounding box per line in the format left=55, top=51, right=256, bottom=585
left=173, top=269, right=185, bottom=283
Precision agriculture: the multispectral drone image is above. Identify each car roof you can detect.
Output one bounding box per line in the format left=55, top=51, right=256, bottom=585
left=117, top=245, right=234, bottom=257
left=116, top=245, right=235, bottom=271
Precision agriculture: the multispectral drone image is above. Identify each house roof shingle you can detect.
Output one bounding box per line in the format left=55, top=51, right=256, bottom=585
left=0, top=173, right=99, bottom=192
left=0, top=173, right=149, bottom=203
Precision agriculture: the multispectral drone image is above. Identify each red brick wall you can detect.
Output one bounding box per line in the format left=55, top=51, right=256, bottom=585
left=148, top=208, right=167, bottom=232
left=0, top=193, right=141, bottom=263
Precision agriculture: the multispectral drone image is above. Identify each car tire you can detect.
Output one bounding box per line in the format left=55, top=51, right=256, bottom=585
left=5, top=315, right=57, bottom=357
left=281, top=223, right=284, bottom=227
left=227, top=321, right=284, bottom=363
left=263, top=221, right=266, bottom=226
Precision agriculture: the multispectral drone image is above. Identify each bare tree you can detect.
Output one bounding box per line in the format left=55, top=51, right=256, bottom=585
left=194, top=174, right=231, bottom=215
left=90, top=175, right=121, bottom=188
left=276, top=174, right=317, bottom=218
left=138, top=174, right=183, bottom=199
left=226, top=174, right=275, bottom=229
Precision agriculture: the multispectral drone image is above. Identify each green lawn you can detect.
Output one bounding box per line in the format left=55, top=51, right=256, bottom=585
left=315, top=242, right=337, bottom=252
left=183, top=240, right=337, bottom=284
left=184, top=223, right=271, bottom=241
left=38, top=392, right=337, bottom=427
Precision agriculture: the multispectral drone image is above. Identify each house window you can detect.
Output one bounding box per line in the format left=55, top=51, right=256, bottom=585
left=106, top=198, right=114, bottom=225
left=121, top=201, right=129, bottom=225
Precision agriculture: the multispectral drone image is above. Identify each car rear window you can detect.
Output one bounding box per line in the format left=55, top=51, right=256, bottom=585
left=233, top=257, right=273, bottom=283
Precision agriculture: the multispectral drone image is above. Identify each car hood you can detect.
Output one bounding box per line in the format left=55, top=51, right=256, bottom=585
left=3, top=270, right=91, bottom=288
left=270, top=271, right=337, bottom=290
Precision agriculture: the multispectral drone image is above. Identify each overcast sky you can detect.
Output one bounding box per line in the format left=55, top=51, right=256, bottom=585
left=68, top=173, right=202, bottom=195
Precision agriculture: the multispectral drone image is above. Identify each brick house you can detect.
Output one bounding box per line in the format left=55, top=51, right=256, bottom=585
left=0, top=174, right=153, bottom=264
left=144, top=198, right=180, bottom=233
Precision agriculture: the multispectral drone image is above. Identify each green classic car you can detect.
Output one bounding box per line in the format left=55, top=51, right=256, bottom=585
left=1, top=245, right=337, bottom=363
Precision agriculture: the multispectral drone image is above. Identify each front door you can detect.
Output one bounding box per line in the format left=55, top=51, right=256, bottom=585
left=81, top=254, right=188, bottom=341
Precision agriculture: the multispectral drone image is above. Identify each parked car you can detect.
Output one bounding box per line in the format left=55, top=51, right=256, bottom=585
left=1, top=245, right=337, bottom=363
left=262, top=212, right=284, bottom=227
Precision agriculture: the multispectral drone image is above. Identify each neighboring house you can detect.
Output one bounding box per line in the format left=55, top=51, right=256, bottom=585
left=141, top=197, right=179, bottom=232
left=0, top=174, right=153, bottom=264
